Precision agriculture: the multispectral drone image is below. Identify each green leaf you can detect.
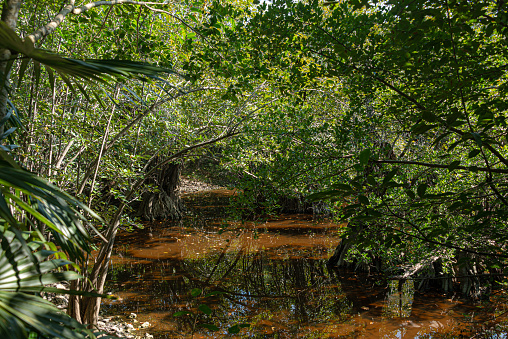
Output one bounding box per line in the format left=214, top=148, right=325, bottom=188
left=365, top=208, right=382, bottom=217
left=228, top=324, right=250, bottom=334
left=0, top=150, right=20, bottom=169
left=417, top=184, right=427, bottom=198
left=471, top=132, right=482, bottom=147
left=46, top=66, right=55, bottom=96
left=468, top=149, right=481, bottom=158
left=198, top=304, right=212, bottom=315
left=33, top=61, right=41, bottom=89
left=57, top=72, right=76, bottom=95
left=449, top=201, right=463, bottom=211
left=358, top=195, right=369, bottom=205
left=366, top=175, right=376, bottom=186
left=0, top=292, right=94, bottom=339
left=448, top=161, right=461, bottom=171
left=432, top=132, right=450, bottom=147
left=447, top=140, right=463, bottom=152
left=422, top=110, right=436, bottom=122
left=200, top=324, right=219, bottom=331
left=23, top=37, right=34, bottom=56
left=17, top=59, right=30, bottom=88
left=382, top=169, right=398, bottom=186
left=190, top=288, right=201, bottom=297
left=406, top=190, right=415, bottom=200
left=412, top=123, right=437, bottom=134
left=173, top=311, right=192, bottom=317
left=350, top=181, right=362, bottom=189
left=359, top=149, right=371, bottom=166
left=331, top=183, right=353, bottom=191
left=307, top=190, right=342, bottom=201
left=446, top=110, right=462, bottom=125
left=0, top=21, right=187, bottom=87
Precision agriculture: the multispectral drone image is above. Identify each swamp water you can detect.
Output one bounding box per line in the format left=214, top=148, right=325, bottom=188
left=102, top=190, right=508, bottom=338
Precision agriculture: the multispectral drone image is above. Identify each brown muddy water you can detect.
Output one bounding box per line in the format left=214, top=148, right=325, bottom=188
left=102, top=190, right=508, bottom=338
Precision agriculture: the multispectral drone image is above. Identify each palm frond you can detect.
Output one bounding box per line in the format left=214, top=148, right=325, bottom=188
left=0, top=228, right=100, bottom=339
left=0, top=156, right=103, bottom=261
left=0, top=21, right=188, bottom=86
left=0, top=291, right=94, bottom=339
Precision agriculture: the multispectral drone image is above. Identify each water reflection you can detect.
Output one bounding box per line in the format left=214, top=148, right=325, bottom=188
left=384, top=280, right=415, bottom=318
left=101, top=192, right=508, bottom=338
left=105, top=233, right=353, bottom=337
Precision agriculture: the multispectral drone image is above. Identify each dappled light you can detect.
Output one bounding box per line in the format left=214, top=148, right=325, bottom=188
left=2, top=0, right=508, bottom=337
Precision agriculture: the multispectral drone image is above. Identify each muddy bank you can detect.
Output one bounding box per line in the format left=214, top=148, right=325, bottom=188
left=44, top=283, right=154, bottom=338
left=179, top=176, right=225, bottom=194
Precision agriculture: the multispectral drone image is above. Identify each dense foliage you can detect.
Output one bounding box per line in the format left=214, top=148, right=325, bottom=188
left=1, top=0, right=508, bottom=337
left=182, top=0, right=508, bottom=293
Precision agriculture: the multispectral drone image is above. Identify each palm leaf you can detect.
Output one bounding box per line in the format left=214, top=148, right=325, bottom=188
left=0, top=228, right=76, bottom=291
left=0, top=150, right=104, bottom=261
left=0, top=21, right=187, bottom=86
left=0, top=291, right=94, bottom=339
left=0, top=228, right=115, bottom=338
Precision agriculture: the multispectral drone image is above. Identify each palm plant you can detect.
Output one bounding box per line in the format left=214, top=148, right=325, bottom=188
left=0, top=20, right=182, bottom=337
left=0, top=100, right=117, bottom=337
left=0, top=146, right=105, bottom=338
left=0, top=228, right=94, bottom=338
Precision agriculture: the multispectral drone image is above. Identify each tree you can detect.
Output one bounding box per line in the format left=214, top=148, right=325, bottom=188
left=1, top=0, right=271, bottom=329
left=188, top=0, right=508, bottom=293
left=0, top=122, right=105, bottom=337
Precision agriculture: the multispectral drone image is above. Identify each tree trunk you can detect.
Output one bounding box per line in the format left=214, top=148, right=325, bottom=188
left=138, top=159, right=183, bottom=220
left=69, top=132, right=239, bottom=326
left=0, top=0, right=22, bottom=134
left=327, top=240, right=351, bottom=268
left=327, top=223, right=365, bottom=268
left=68, top=160, right=184, bottom=326
left=456, top=250, right=482, bottom=299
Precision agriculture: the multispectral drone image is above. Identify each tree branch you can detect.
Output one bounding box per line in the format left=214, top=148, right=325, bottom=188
left=0, top=0, right=22, bottom=134
left=77, top=86, right=220, bottom=194
left=72, top=0, right=166, bottom=15
left=27, top=0, right=169, bottom=43
left=27, top=0, right=75, bottom=43
left=373, top=159, right=508, bottom=174
left=89, top=127, right=241, bottom=291
left=382, top=203, right=508, bottom=259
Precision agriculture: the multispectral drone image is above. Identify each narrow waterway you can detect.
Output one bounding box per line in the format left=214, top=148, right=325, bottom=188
left=102, top=190, right=508, bottom=338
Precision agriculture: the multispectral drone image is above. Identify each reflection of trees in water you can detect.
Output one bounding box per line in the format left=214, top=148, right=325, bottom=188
left=181, top=249, right=353, bottom=323
left=383, top=280, right=414, bottom=318
left=106, top=248, right=354, bottom=336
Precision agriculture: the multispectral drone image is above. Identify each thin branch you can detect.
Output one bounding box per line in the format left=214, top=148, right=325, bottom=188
left=390, top=273, right=508, bottom=281
left=373, top=159, right=508, bottom=174
left=482, top=13, right=508, bottom=30
left=27, top=0, right=170, bottom=43
left=77, top=86, right=220, bottom=194
left=27, top=0, right=75, bottom=43
left=72, top=0, right=164, bottom=15
left=106, top=87, right=219, bottom=151
left=54, top=138, right=75, bottom=169
left=382, top=202, right=508, bottom=259
left=144, top=5, right=231, bottom=74
left=88, top=86, right=119, bottom=207
left=89, top=127, right=242, bottom=289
